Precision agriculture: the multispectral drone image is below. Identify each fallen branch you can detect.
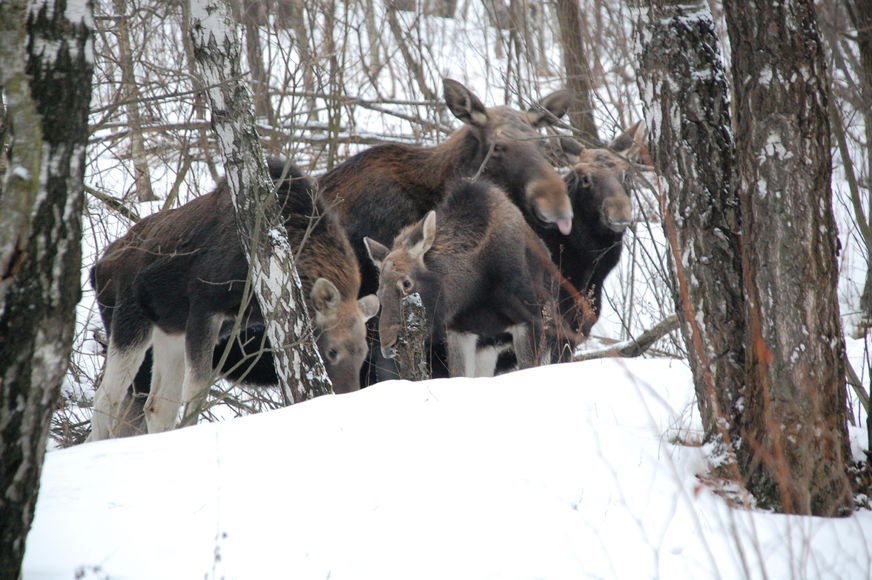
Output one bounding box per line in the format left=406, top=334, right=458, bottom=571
left=572, top=314, right=679, bottom=362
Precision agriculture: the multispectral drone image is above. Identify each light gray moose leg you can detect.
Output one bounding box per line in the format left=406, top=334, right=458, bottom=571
left=509, top=324, right=535, bottom=370
left=179, top=314, right=223, bottom=427
left=447, top=330, right=479, bottom=377
left=144, top=328, right=186, bottom=433
left=89, top=332, right=151, bottom=441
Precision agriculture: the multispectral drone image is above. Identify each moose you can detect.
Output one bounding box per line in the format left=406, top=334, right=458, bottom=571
left=88, top=159, right=379, bottom=440
left=322, top=79, right=573, bottom=300
left=364, top=179, right=550, bottom=378
left=318, top=78, right=574, bottom=382
left=535, top=122, right=645, bottom=359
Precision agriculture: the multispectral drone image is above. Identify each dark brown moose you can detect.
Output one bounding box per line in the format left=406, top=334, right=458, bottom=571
left=535, top=122, right=645, bottom=359
left=89, top=159, right=378, bottom=440
left=321, top=78, right=574, bottom=299
left=364, top=179, right=550, bottom=377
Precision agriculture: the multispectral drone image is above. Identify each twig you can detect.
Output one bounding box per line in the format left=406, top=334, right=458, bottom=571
left=572, top=314, right=679, bottom=362
left=84, top=184, right=140, bottom=223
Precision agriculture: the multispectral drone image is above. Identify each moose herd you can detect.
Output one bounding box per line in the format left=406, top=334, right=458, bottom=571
left=87, top=79, right=643, bottom=441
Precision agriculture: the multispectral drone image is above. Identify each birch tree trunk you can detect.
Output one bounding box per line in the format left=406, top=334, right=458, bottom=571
left=0, top=1, right=93, bottom=574
left=722, top=0, right=852, bottom=515
left=635, top=0, right=746, bottom=474
left=188, top=0, right=331, bottom=410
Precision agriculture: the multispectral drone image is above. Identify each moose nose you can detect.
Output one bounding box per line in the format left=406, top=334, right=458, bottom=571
left=607, top=218, right=631, bottom=233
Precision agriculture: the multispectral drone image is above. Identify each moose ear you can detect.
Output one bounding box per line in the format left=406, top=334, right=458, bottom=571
left=558, top=135, right=584, bottom=165
left=610, top=121, right=646, bottom=161
left=364, top=237, right=390, bottom=269
left=408, top=211, right=436, bottom=260
left=443, top=78, right=489, bottom=128
left=527, top=89, right=571, bottom=127
left=358, top=294, right=380, bottom=322
left=311, top=278, right=341, bottom=318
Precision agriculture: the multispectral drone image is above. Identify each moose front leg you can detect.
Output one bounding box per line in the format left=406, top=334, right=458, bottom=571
left=446, top=330, right=478, bottom=377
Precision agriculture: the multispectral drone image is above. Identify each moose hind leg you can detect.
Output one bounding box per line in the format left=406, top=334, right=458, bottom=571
left=145, top=328, right=186, bottom=433
left=89, top=320, right=152, bottom=441
left=180, top=314, right=223, bottom=425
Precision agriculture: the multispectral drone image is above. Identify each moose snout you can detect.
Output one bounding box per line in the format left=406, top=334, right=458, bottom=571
left=527, top=177, right=573, bottom=235
left=604, top=195, right=632, bottom=233
left=379, top=327, right=400, bottom=359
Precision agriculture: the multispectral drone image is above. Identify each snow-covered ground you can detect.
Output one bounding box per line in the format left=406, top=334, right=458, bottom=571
left=24, top=344, right=872, bottom=579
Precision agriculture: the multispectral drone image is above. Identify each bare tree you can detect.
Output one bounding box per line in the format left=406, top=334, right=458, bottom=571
left=637, top=0, right=853, bottom=515
left=188, top=0, right=331, bottom=413
left=723, top=0, right=852, bottom=515
left=0, top=0, right=94, bottom=574
left=555, top=0, right=600, bottom=143
left=635, top=0, right=745, bottom=457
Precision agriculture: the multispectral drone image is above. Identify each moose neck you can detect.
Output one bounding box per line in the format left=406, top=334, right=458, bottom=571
left=403, top=127, right=488, bottom=193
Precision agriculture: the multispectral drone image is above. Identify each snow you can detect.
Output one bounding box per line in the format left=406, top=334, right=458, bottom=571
left=23, top=353, right=872, bottom=579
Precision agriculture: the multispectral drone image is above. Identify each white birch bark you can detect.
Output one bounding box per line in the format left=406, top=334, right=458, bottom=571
left=188, top=0, right=331, bottom=406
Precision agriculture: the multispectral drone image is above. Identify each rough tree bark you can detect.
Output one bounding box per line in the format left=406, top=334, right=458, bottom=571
left=635, top=0, right=746, bottom=469
left=0, top=1, right=93, bottom=575
left=722, top=0, right=852, bottom=515
left=188, top=0, right=331, bottom=410
left=555, top=0, right=600, bottom=143
left=636, top=0, right=853, bottom=515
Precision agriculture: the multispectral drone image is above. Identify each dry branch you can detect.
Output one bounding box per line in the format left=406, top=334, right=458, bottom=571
left=572, top=314, right=679, bottom=362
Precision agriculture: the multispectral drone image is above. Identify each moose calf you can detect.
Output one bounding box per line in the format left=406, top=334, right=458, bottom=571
left=364, top=179, right=549, bottom=378
left=89, top=159, right=378, bottom=440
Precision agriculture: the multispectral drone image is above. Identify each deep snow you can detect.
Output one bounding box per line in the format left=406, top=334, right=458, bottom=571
left=24, top=353, right=872, bottom=579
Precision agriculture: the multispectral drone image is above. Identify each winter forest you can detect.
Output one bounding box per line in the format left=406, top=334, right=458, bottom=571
left=2, top=0, right=872, bottom=578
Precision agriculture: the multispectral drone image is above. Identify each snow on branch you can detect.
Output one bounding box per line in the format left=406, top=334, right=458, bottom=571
left=573, top=315, right=679, bottom=362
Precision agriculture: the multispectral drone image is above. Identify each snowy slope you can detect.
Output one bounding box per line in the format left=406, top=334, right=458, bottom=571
left=24, top=356, right=872, bottom=579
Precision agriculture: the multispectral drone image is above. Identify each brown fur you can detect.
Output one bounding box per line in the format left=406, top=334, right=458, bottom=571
left=89, top=160, right=378, bottom=439
left=365, top=179, right=549, bottom=377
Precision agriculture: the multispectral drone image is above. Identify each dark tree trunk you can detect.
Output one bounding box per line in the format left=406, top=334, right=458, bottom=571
left=845, top=0, right=872, bottom=334
left=0, top=1, right=93, bottom=575
left=189, top=0, right=331, bottom=410
left=723, top=0, right=852, bottom=515
left=636, top=0, right=854, bottom=516
left=635, top=0, right=746, bottom=468
left=555, top=0, right=600, bottom=144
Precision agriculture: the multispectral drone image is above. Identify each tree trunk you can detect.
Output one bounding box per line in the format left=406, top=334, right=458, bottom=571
left=113, top=0, right=155, bottom=202
left=845, top=0, right=872, bottom=334
left=188, top=0, right=331, bottom=409
left=723, top=0, right=852, bottom=515
left=0, top=1, right=93, bottom=575
left=555, top=0, right=600, bottom=143
left=635, top=0, right=746, bottom=471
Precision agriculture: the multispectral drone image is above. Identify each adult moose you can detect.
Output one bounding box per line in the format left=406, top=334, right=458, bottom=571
left=322, top=78, right=574, bottom=298
left=208, top=79, right=574, bottom=384
left=321, top=78, right=573, bottom=382
left=536, top=122, right=645, bottom=359
left=364, top=179, right=550, bottom=377
left=89, top=159, right=379, bottom=440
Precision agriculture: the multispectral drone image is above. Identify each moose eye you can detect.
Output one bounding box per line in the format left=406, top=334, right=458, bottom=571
left=326, top=347, right=339, bottom=363
left=400, top=278, right=413, bottom=293
left=579, top=173, right=592, bottom=188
